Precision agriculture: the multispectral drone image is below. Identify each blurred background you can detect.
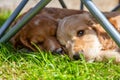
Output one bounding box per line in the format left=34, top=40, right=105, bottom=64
left=0, top=0, right=119, bottom=13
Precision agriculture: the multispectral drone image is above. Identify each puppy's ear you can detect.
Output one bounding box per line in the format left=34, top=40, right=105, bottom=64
left=20, top=34, right=37, bottom=51
left=92, top=23, right=117, bottom=50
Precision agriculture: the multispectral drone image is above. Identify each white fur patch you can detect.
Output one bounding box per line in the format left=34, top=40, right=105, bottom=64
left=34, top=19, right=40, bottom=25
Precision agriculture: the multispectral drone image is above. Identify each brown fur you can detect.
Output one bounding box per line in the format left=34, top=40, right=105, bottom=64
left=10, top=7, right=85, bottom=53
left=93, top=12, right=120, bottom=50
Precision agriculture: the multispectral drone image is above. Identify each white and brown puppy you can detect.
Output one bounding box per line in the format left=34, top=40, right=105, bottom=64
left=57, top=12, right=120, bottom=63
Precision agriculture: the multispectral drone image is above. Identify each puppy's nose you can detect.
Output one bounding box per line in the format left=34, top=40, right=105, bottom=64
left=73, top=53, right=80, bottom=60
left=52, top=48, right=64, bottom=55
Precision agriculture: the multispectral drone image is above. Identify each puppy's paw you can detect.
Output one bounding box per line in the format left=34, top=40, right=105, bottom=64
left=96, top=51, right=120, bottom=63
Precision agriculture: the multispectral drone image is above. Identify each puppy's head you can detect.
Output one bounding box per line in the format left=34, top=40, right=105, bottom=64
left=11, top=15, right=64, bottom=54
left=57, top=13, right=102, bottom=61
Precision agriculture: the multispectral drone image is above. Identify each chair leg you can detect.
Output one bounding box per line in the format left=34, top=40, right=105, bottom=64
left=111, top=4, right=120, bottom=11
left=81, top=0, right=120, bottom=47
left=0, top=0, right=29, bottom=38
left=58, top=0, right=67, bottom=8
left=0, top=0, right=52, bottom=43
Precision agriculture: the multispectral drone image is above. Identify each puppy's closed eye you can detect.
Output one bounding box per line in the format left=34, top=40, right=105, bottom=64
left=77, top=30, right=84, bottom=37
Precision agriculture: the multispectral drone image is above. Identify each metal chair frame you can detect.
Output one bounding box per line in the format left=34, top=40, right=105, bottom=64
left=0, top=0, right=120, bottom=48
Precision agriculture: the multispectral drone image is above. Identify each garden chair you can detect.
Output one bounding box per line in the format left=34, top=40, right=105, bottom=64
left=0, top=0, right=120, bottom=48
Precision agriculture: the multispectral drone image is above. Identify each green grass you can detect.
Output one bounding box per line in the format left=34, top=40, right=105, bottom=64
left=0, top=11, right=120, bottom=80
left=0, top=10, right=11, bottom=26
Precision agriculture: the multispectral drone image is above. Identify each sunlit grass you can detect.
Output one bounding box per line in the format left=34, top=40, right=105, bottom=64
left=0, top=43, right=120, bottom=80
left=0, top=11, right=120, bottom=80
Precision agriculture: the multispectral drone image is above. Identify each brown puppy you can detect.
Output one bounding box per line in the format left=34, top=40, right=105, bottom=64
left=10, top=7, right=85, bottom=54
left=57, top=11, right=120, bottom=63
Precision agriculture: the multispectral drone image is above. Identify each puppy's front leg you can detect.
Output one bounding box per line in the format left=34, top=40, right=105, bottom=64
left=95, top=50, right=120, bottom=63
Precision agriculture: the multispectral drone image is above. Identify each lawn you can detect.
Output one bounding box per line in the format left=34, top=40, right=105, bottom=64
left=0, top=11, right=120, bottom=80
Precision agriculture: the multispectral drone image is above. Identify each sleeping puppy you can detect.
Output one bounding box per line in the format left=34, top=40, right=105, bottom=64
left=11, top=14, right=61, bottom=53
left=10, top=7, right=85, bottom=54
left=57, top=11, right=120, bottom=63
